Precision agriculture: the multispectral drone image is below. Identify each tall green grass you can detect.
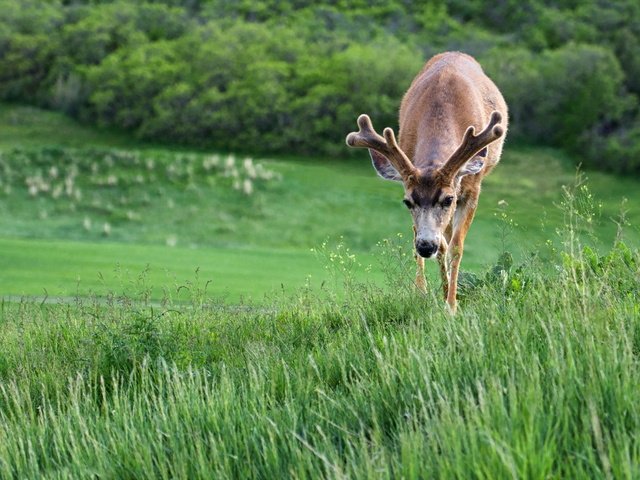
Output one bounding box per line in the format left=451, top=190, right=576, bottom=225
left=1, top=192, right=638, bottom=478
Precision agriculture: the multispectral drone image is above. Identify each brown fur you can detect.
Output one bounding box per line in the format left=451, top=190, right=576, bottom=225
left=346, top=52, right=508, bottom=313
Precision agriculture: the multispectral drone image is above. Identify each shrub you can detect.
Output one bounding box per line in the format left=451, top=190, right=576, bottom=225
left=483, top=43, right=637, bottom=170
left=1, top=0, right=640, bottom=172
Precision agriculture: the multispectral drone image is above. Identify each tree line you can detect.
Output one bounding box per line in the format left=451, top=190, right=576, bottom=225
left=1, top=0, right=639, bottom=172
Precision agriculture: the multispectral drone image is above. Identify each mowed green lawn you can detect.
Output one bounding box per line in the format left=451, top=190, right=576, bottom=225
left=0, top=104, right=638, bottom=301
left=0, top=237, right=326, bottom=302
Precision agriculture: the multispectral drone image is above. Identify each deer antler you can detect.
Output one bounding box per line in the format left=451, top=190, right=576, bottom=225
left=440, top=111, right=504, bottom=180
left=346, top=114, right=418, bottom=180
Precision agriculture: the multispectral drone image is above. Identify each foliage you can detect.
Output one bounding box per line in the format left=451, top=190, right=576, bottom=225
left=482, top=43, right=636, bottom=170
left=0, top=0, right=640, bottom=171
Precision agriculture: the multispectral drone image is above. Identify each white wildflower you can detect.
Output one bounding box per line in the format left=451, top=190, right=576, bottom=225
left=166, top=235, right=177, bottom=247
left=242, top=179, right=253, bottom=195
left=243, top=158, right=257, bottom=179
left=203, top=155, right=220, bottom=170
left=52, top=185, right=62, bottom=199
left=64, top=176, right=74, bottom=195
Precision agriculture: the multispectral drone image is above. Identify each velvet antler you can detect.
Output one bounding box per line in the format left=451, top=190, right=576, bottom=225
left=439, top=111, right=504, bottom=180
left=346, top=114, right=418, bottom=180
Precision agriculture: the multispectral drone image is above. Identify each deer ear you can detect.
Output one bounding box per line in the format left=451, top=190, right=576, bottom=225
left=458, top=156, right=485, bottom=177
left=370, top=149, right=402, bottom=181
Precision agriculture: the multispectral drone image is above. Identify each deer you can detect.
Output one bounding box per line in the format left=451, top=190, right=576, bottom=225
left=346, top=52, right=508, bottom=314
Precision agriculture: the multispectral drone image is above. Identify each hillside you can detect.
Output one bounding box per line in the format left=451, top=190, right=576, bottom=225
left=0, top=104, right=638, bottom=301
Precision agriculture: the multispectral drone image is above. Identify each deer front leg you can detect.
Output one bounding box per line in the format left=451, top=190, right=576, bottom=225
left=438, top=223, right=453, bottom=300
left=438, top=240, right=449, bottom=300
left=415, top=254, right=426, bottom=292
left=446, top=200, right=478, bottom=313
left=413, top=225, right=427, bottom=292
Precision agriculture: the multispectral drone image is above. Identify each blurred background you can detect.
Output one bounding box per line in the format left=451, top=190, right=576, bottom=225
left=0, top=0, right=638, bottom=301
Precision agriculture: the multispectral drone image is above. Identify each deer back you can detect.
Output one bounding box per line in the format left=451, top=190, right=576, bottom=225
left=398, top=52, right=508, bottom=176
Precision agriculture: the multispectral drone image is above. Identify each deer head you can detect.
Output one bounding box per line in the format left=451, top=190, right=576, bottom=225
left=346, top=111, right=504, bottom=258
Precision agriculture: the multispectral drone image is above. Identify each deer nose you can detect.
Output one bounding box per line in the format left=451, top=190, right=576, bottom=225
left=416, top=240, right=438, bottom=258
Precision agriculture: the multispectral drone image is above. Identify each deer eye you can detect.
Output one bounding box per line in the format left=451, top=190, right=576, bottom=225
left=402, top=199, right=414, bottom=209
left=441, top=196, right=454, bottom=208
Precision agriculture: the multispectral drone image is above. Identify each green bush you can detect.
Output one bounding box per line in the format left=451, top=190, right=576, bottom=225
left=483, top=43, right=637, bottom=171
left=1, top=0, right=640, bottom=172
left=582, top=121, right=640, bottom=173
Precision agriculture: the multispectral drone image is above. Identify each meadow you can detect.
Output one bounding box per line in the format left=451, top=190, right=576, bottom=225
left=2, top=0, right=640, bottom=476
left=1, top=103, right=639, bottom=477
left=0, top=104, right=638, bottom=301
left=1, top=217, right=638, bottom=478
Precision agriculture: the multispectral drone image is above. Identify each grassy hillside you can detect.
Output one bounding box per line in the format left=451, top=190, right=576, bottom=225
left=0, top=106, right=639, bottom=477
left=0, top=104, right=637, bottom=301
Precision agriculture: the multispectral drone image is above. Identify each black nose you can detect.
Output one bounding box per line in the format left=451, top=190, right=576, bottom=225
left=416, top=240, right=438, bottom=258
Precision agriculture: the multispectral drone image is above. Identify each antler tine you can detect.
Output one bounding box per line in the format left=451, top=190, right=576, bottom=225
left=346, top=114, right=386, bottom=150
left=346, top=114, right=417, bottom=179
left=440, top=111, right=504, bottom=179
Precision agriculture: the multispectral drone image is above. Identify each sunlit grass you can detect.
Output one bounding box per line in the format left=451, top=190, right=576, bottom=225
left=0, top=226, right=638, bottom=478
left=1, top=104, right=638, bottom=301
left=1, top=104, right=639, bottom=477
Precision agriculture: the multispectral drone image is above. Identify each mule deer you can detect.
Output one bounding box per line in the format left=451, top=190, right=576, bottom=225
left=346, top=52, right=507, bottom=313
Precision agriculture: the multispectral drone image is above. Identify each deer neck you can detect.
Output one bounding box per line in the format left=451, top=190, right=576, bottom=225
left=412, top=128, right=465, bottom=173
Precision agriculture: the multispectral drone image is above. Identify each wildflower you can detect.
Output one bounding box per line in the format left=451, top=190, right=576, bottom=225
left=243, top=158, right=257, bottom=179
left=242, top=179, right=253, bottom=195
left=203, top=155, right=220, bottom=170
left=64, top=176, right=74, bottom=195
left=52, top=185, right=62, bottom=199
